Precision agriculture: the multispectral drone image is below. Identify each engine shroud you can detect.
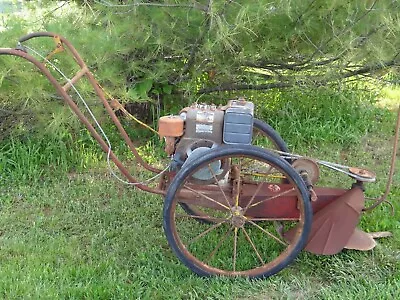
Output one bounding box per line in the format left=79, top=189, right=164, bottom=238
left=159, top=99, right=254, bottom=182
left=175, top=104, right=224, bottom=160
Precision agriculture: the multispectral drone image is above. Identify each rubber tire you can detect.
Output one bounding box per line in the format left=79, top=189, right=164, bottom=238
left=253, top=118, right=289, bottom=155
left=163, top=145, right=312, bottom=279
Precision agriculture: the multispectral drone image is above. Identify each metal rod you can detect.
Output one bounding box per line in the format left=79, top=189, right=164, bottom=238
left=364, top=105, right=400, bottom=211
left=57, top=33, right=161, bottom=174
left=63, top=66, right=88, bottom=91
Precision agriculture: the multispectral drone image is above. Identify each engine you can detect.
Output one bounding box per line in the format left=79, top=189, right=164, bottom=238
left=158, top=98, right=254, bottom=183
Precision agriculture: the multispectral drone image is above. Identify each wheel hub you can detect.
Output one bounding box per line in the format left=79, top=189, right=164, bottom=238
left=230, top=206, right=246, bottom=227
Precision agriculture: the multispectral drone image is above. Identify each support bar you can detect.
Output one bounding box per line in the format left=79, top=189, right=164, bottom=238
left=63, top=66, right=88, bottom=91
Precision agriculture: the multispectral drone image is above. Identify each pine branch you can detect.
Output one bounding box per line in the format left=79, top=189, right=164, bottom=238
left=291, top=0, right=317, bottom=27
left=244, top=60, right=308, bottom=71
left=197, top=82, right=293, bottom=93
left=340, top=58, right=399, bottom=79
left=245, top=17, right=392, bottom=74
left=172, top=0, right=213, bottom=83
left=93, top=0, right=208, bottom=12
left=306, top=0, right=396, bottom=62
left=198, top=57, right=400, bottom=94
left=30, top=1, right=71, bottom=24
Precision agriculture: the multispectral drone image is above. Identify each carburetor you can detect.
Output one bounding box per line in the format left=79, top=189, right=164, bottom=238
left=158, top=98, right=254, bottom=182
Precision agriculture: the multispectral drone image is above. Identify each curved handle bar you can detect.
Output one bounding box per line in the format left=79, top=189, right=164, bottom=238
left=0, top=47, right=163, bottom=191
left=18, top=32, right=59, bottom=43
left=12, top=31, right=163, bottom=175
left=17, top=32, right=86, bottom=69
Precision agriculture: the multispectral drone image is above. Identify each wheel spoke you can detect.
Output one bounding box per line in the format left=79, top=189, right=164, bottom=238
left=208, top=164, right=232, bottom=209
left=207, top=226, right=234, bottom=263
left=231, top=158, right=243, bottom=207
left=166, top=143, right=311, bottom=278
left=248, top=187, right=295, bottom=210
left=248, top=220, right=287, bottom=246
left=242, top=227, right=265, bottom=265
left=188, top=220, right=227, bottom=245
left=233, top=227, right=238, bottom=272
left=175, top=213, right=228, bottom=222
left=183, top=184, right=230, bottom=210
left=235, top=171, right=241, bottom=207
left=243, top=183, right=264, bottom=213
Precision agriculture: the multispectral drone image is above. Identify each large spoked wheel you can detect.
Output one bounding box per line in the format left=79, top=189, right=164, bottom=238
left=163, top=145, right=312, bottom=279
left=180, top=118, right=290, bottom=222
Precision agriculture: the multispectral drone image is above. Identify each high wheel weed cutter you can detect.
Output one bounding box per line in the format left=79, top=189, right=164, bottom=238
left=1, top=32, right=398, bottom=279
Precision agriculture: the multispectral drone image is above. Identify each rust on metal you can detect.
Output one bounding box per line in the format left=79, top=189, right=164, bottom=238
left=176, top=181, right=349, bottom=220
left=344, top=228, right=377, bottom=251
left=293, top=159, right=320, bottom=184
left=62, top=66, right=88, bottom=91
left=285, top=187, right=365, bottom=255
left=21, top=32, right=160, bottom=174
left=230, top=206, right=245, bottom=227
left=158, top=116, right=184, bottom=138
left=348, top=167, right=376, bottom=180
left=163, top=137, right=176, bottom=156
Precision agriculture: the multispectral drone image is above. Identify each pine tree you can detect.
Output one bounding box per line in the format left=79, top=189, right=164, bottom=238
left=0, top=0, right=399, bottom=138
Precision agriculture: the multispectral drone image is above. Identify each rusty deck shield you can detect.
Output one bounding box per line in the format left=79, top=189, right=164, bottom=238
left=344, top=228, right=377, bottom=251
left=285, top=187, right=365, bottom=255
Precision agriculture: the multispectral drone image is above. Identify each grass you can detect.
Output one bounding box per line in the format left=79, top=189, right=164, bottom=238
left=0, top=92, right=399, bottom=298
left=0, top=131, right=104, bottom=181
left=254, top=87, right=389, bottom=149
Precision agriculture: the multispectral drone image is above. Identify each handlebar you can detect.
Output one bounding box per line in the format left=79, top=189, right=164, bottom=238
left=17, top=32, right=86, bottom=68
left=18, top=32, right=59, bottom=43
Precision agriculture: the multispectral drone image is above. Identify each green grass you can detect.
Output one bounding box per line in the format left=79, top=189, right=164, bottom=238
left=254, top=87, right=390, bottom=149
left=0, top=132, right=103, bottom=181
left=0, top=73, right=399, bottom=298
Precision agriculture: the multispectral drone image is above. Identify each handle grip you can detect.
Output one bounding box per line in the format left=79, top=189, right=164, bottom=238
left=18, top=32, right=58, bottom=43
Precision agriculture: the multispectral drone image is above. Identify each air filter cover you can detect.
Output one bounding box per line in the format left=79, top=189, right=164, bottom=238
left=158, top=116, right=184, bottom=137
left=223, top=100, right=254, bottom=145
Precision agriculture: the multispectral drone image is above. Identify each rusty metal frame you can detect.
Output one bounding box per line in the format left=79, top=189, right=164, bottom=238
left=0, top=32, right=165, bottom=195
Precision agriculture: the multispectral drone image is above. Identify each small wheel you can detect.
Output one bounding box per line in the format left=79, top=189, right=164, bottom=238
left=180, top=118, right=290, bottom=222
left=163, top=145, right=312, bottom=279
